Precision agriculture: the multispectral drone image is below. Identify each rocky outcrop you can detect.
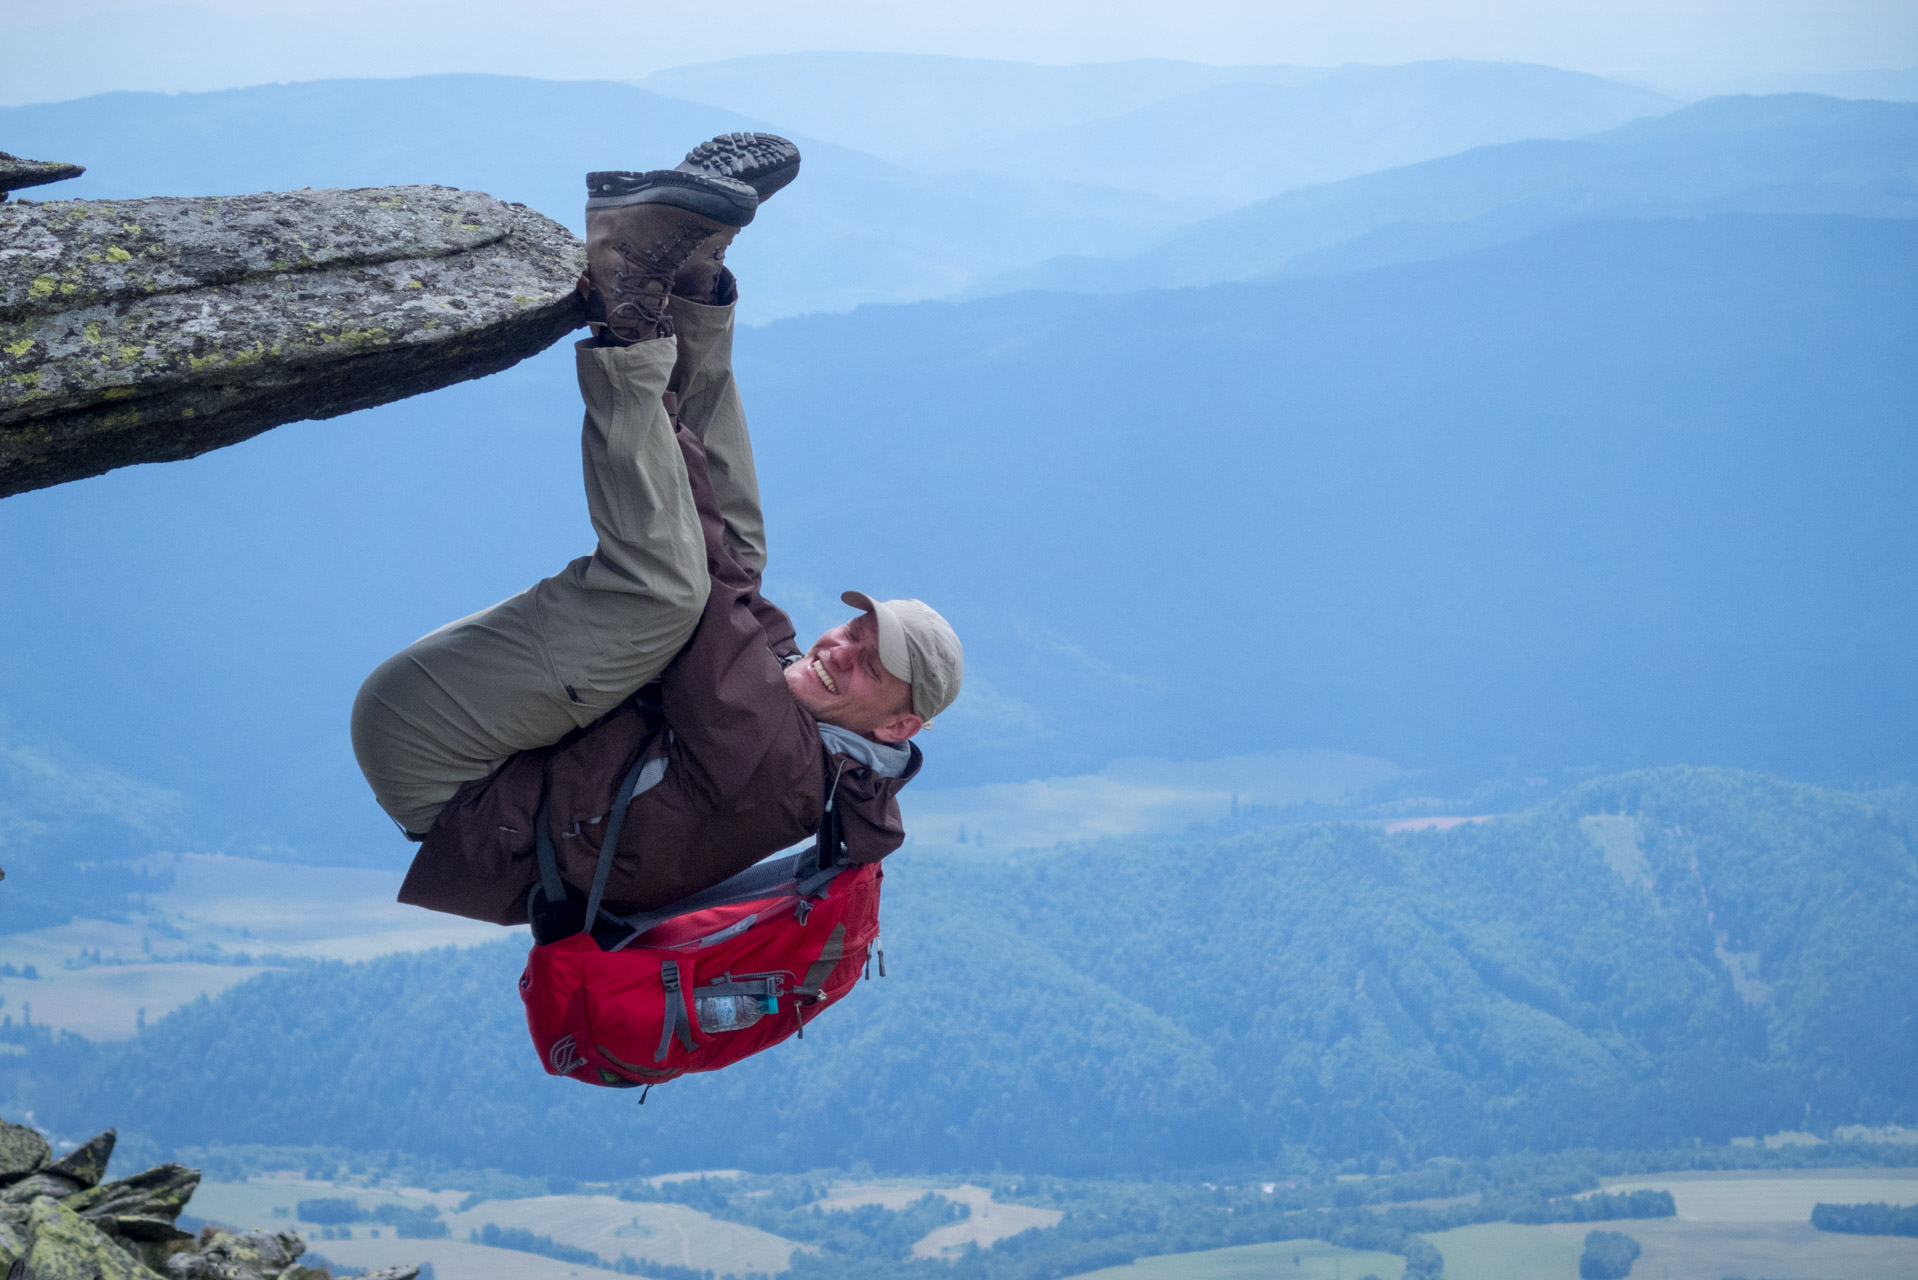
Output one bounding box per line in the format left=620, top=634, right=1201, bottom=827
left=0, top=1119, right=416, bottom=1280
left=1, top=185, right=585, bottom=498
left=0, top=154, right=84, bottom=201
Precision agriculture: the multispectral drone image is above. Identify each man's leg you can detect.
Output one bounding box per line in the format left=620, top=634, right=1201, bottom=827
left=668, top=277, right=767, bottom=573
left=351, top=336, right=708, bottom=835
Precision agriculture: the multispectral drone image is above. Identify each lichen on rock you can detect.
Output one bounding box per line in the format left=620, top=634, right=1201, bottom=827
left=26, top=1198, right=159, bottom=1280
left=45, top=1128, right=115, bottom=1188
left=0, top=1117, right=415, bottom=1280
left=1, top=184, right=585, bottom=498
left=0, top=1123, right=50, bottom=1184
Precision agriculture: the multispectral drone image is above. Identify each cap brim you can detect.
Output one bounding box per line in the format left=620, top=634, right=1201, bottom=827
left=841, top=590, right=912, bottom=686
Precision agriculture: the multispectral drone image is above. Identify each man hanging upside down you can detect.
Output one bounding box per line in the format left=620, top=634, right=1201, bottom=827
left=350, top=133, right=963, bottom=926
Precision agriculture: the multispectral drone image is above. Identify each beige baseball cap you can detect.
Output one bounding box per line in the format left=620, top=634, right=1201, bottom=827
left=840, top=590, right=964, bottom=723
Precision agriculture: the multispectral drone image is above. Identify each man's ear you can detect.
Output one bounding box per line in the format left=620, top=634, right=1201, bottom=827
left=870, top=713, right=924, bottom=744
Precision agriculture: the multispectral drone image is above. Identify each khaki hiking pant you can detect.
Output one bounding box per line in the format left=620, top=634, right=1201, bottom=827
left=351, top=297, right=766, bottom=835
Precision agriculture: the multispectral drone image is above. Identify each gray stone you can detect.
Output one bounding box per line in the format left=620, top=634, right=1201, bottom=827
left=70, top=1162, right=200, bottom=1241
left=0, top=1123, right=48, bottom=1184
left=0, top=185, right=585, bottom=498
left=2, top=1172, right=86, bottom=1204
left=45, top=1128, right=115, bottom=1189
left=164, top=1228, right=308, bottom=1280
left=0, top=153, right=84, bottom=201
left=0, top=1204, right=29, bottom=1270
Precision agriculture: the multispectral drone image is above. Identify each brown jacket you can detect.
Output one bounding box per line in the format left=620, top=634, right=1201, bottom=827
left=398, top=420, right=921, bottom=926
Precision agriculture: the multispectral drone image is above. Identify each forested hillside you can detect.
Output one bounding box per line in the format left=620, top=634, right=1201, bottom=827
left=7, top=768, right=1912, bottom=1177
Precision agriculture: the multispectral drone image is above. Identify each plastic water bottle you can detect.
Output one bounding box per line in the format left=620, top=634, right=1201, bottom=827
left=695, top=993, right=772, bottom=1033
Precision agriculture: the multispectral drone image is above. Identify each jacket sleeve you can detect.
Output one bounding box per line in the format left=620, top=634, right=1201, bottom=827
left=659, top=425, right=811, bottom=805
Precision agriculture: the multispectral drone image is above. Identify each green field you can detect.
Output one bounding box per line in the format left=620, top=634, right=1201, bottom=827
left=187, top=1176, right=798, bottom=1277
left=1427, top=1222, right=1582, bottom=1280
left=1067, top=1237, right=1405, bottom=1280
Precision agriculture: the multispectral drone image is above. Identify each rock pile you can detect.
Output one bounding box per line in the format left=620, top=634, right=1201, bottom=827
left=1, top=184, right=585, bottom=498
left=0, top=1118, right=415, bottom=1280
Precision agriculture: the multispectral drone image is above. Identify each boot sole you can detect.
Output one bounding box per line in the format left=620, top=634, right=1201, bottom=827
left=677, top=133, right=801, bottom=202
left=583, top=169, right=758, bottom=227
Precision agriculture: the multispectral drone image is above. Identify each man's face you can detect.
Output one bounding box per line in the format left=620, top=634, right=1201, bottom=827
left=785, top=612, right=923, bottom=743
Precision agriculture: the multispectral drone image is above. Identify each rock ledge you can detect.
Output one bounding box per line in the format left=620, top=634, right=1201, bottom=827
left=1, top=184, right=585, bottom=498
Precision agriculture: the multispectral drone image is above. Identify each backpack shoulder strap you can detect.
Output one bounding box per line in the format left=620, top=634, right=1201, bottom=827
left=795, top=757, right=849, bottom=897
left=582, top=746, right=669, bottom=935
left=532, top=725, right=669, bottom=939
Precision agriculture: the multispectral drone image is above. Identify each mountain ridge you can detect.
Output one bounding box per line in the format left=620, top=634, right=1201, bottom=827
left=972, top=92, right=1918, bottom=298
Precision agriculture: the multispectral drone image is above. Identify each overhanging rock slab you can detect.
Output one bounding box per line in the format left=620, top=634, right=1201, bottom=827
left=1, top=185, right=586, bottom=498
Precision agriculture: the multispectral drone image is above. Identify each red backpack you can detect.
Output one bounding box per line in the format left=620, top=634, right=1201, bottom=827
left=519, top=745, right=883, bottom=1096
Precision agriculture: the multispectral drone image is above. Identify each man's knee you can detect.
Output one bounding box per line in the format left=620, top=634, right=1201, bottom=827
left=351, top=655, right=425, bottom=810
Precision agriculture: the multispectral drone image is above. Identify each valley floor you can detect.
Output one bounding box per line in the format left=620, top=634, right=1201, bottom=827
left=1088, top=1169, right=1918, bottom=1280
left=176, top=1165, right=1918, bottom=1280
left=188, top=1171, right=1058, bottom=1277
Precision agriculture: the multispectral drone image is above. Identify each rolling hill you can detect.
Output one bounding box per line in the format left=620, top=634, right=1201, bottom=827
left=642, top=56, right=1673, bottom=212
left=6, top=767, right=1913, bottom=1176
left=980, top=93, right=1918, bottom=296
left=909, top=59, right=1673, bottom=208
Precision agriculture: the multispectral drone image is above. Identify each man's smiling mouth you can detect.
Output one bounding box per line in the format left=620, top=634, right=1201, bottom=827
left=811, top=657, right=840, bottom=695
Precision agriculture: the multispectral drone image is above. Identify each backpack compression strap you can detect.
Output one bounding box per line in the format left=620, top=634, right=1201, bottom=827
left=533, top=742, right=669, bottom=939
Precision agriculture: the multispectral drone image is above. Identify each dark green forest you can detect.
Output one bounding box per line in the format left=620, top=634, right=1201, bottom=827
left=4, top=766, right=1913, bottom=1178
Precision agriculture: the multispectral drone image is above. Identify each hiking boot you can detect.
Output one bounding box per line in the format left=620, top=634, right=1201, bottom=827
left=668, top=135, right=800, bottom=306
left=670, top=228, right=741, bottom=308
left=580, top=170, right=758, bottom=343
left=677, top=133, right=801, bottom=202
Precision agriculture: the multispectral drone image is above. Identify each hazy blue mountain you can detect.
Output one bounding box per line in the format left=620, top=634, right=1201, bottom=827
left=0, top=213, right=1912, bottom=868
left=980, top=94, right=1918, bottom=296
left=1736, top=67, right=1918, bottom=101
left=908, top=60, right=1673, bottom=207
left=0, top=75, right=1174, bottom=321
left=9, top=768, right=1913, bottom=1175
left=639, top=53, right=1329, bottom=161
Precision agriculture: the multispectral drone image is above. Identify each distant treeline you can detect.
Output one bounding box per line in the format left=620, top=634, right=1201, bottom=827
left=470, top=1222, right=749, bottom=1279
left=613, top=1166, right=1673, bottom=1280
left=1811, top=1201, right=1918, bottom=1237
left=1511, top=1189, right=1675, bottom=1223
left=296, top=1196, right=446, bottom=1238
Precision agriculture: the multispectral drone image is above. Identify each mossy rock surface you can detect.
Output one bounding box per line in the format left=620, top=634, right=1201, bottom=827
left=0, top=1122, right=50, bottom=1182
left=2, top=1172, right=85, bottom=1204
left=0, top=184, right=584, bottom=497
left=71, top=1162, right=201, bottom=1241
left=0, top=1204, right=29, bottom=1268
left=25, top=1198, right=162, bottom=1279
left=166, top=1227, right=307, bottom=1279
left=46, top=1128, right=115, bottom=1189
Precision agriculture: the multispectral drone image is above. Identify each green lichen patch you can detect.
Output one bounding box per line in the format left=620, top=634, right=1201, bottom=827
left=24, top=1199, right=159, bottom=1280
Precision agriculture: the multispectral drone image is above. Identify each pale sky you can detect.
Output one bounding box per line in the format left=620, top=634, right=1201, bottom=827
left=4, top=0, right=1915, bottom=107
